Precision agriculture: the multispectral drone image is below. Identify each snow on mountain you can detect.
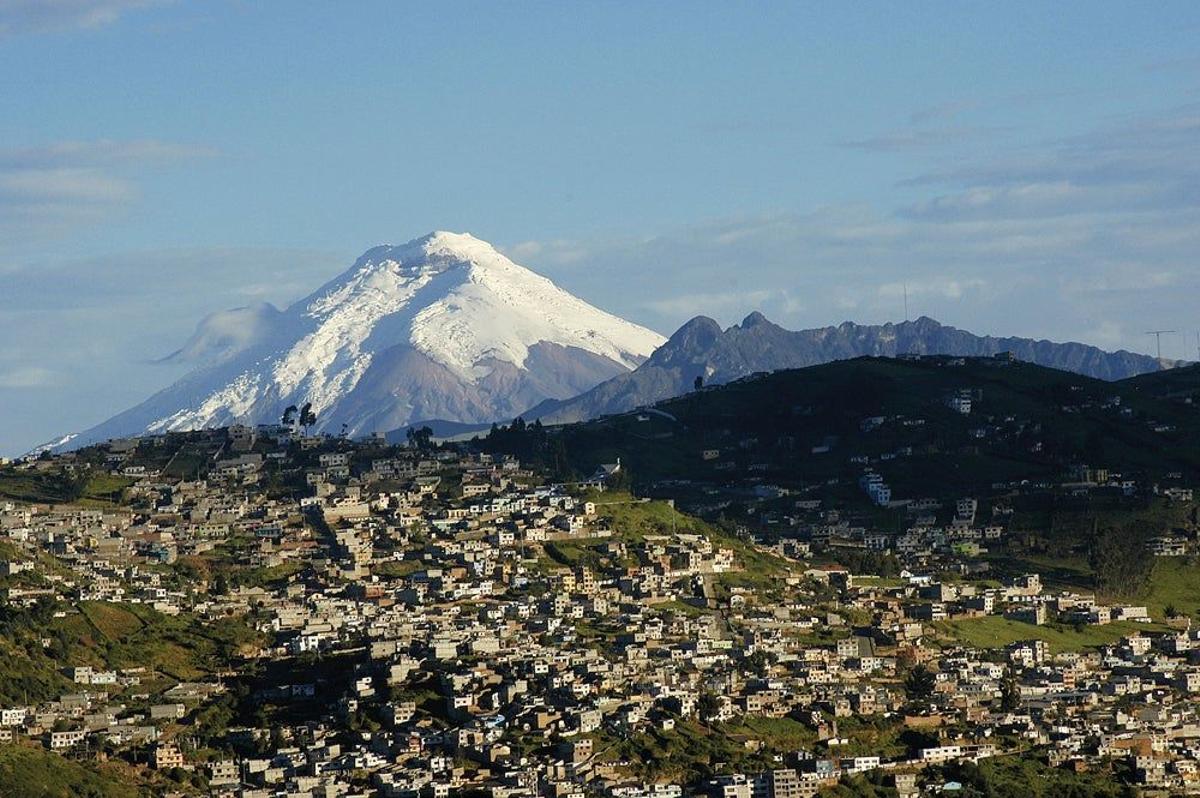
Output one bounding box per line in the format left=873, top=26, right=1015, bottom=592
left=65, top=232, right=664, bottom=448
left=23, top=432, right=79, bottom=460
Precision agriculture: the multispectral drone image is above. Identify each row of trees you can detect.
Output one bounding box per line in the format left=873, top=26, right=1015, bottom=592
left=1088, top=521, right=1154, bottom=598
left=479, top=417, right=575, bottom=480
left=281, top=402, right=317, bottom=433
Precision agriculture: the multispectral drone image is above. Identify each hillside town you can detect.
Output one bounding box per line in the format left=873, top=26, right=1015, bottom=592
left=0, top=402, right=1198, bottom=797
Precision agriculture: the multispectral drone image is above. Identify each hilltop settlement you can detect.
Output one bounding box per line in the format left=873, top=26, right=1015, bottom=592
left=2, top=355, right=1200, bottom=797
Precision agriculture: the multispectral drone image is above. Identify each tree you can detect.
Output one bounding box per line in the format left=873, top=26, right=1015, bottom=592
left=904, top=664, right=937, bottom=702
left=548, top=437, right=573, bottom=481
left=1089, top=523, right=1153, bottom=598
left=298, top=402, right=317, bottom=434
left=896, top=646, right=920, bottom=671
left=61, top=469, right=90, bottom=502
left=606, top=464, right=633, bottom=494
left=406, top=426, right=434, bottom=451
left=693, top=375, right=703, bottom=391
left=999, top=668, right=1021, bottom=711
left=697, top=691, right=722, bottom=722
left=281, top=405, right=298, bottom=427
left=745, top=649, right=775, bottom=676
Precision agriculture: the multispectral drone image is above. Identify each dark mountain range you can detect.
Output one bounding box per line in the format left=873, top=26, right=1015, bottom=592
left=530, top=314, right=1178, bottom=425
left=494, top=355, right=1200, bottom=509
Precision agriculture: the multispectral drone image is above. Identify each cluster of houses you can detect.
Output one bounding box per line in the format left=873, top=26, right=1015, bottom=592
left=0, top=417, right=1198, bottom=796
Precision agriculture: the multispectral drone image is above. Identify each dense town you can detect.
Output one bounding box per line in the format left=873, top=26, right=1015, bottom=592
left=0, top=385, right=1198, bottom=798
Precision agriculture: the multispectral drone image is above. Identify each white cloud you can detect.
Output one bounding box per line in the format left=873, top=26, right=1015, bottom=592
left=514, top=106, right=1200, bottom=358
left=0, top=0, right=166, bottom=36
left=505, top=240, right=541, bottom=259
left=0, top=138, right=212, bottom=240
left=841, top=125, right=1007, bottom=153
left=642, top=289, right=776, bottom=320
left=878, top=278, right=988, bottom=301
left=0, top=167, right=134, bottom=203
left=501, top=238, right=589, bottom=266
left=0, top=245, right=340, bottom=455
left=0, top=366, right=58, bottom=388
left=0, top=139, right=214, bottom=169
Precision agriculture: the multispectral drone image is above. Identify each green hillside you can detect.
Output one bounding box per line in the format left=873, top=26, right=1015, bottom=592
left=0, top=745, right=140, bottom=798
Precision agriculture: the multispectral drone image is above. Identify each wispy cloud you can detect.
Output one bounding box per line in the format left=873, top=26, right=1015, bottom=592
left=909, top=100, right=981, bottom=125
left=514, top=105, right=1200, bottom=359
left=0, top=245, right=340, bottom=454
left=851, top=90, right=1085, bottom=153
left=0, top=138, right=212, bottom=238
left=841, top=125, right=1007, bottom=153
left=642, top=289, right=777, bottom=320
left=878, top=278, right=988, bottom=301
left=0, top=139, right=214, bottom=168
left=501, top=239, right=590, bottom=266
left=0, top=366, right=59, bottom=388
left=899, top=106, right=1200, bottom=223
left=0, top=0, right=167, bottom=37
left=1142, top=55, right=1200, bottom=73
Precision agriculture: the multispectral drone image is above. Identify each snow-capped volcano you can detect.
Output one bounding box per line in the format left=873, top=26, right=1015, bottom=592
left=67, top=232, right=664, bottom=447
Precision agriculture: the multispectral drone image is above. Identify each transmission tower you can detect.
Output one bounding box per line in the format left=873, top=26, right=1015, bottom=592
left=1146, top=330, right=1176, bottom=361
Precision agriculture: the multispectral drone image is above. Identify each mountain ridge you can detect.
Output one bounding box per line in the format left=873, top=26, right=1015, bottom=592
left=41, top=234, right=1184, bottom=453
left=59, top=232, right=665, bottom=450
left=529, top=313, right=1177, bottom=425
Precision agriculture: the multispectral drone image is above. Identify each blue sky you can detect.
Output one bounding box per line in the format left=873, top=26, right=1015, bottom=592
left=2, top=1, right=1200, bottom=454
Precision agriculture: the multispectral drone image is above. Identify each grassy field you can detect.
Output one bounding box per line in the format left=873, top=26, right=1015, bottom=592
left=937, top=755, right=1134, bottom=798
left=92, top=604, right=263, bottom=680
left=1142, top=557, right=1200, bottom=619
left=593, top=713, right=903, bottom=782
left=540, top=493, right=792, bottom=589
left=81, top=601, right=146, bottom=640
left=594, top=718, right=774, bottom=781
left=721, top=714, right=818, bottom=750
left=162, top=449, right=208, bottom=480
left=0, top=636, right=74, bottom=705
left=936, top=616, right=1163, bottom=652
left=0, top=465, right=132, bottom=507
left=78, top=473, right=135, bottom=506
left=0, top=598, right=264, bottom=702
left=987, top=551, right=1200, bottom=623
left=0, top=744, right=141, bottom=798
left=0, top=467, right=81, bottom=504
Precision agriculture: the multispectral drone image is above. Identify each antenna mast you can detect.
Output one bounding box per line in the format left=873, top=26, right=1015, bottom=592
left=1146, top=330, right=1176, bottom=361
left=903, top=283, right=909, bottom=322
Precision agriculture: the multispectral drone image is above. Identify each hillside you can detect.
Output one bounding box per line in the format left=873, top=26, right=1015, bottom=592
left=0, top=746, right=141, bottom=798
left=1122, top=362, right=1200, bottom=400
left=493, top=354, right=1200, bottom=511
left=533, top=314, right=1179, bottom=425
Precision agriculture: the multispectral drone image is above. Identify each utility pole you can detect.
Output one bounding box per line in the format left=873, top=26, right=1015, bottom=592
left=1146, top=330, right=1176, bottom=361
